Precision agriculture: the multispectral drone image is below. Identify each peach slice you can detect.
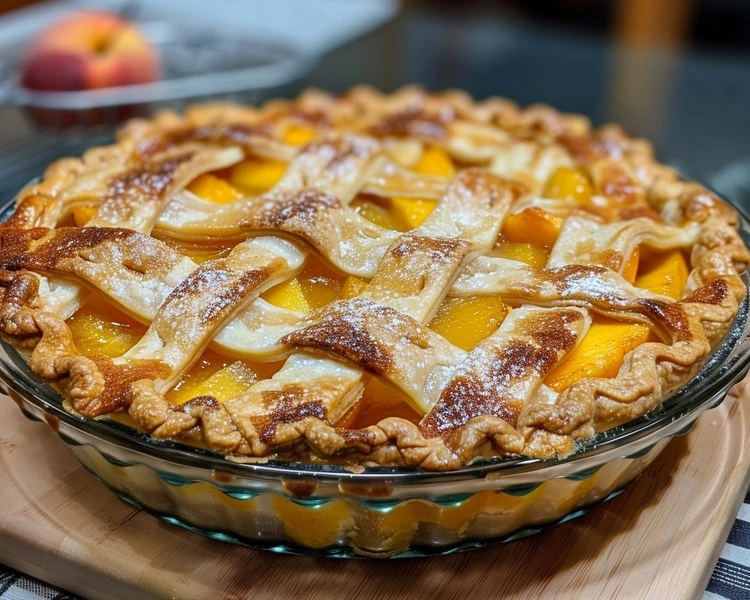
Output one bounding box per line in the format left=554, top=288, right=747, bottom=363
left=412, top=146, right=456, bottom=176
left=351, top=196, right=403, bottom=230
left=168, top=359, right=257, bottom=405
left=334, top=398, right=364, bottom=429
left=389, top=147, right=455, bottom=229
left=339, top=276, right=368, bottom=299
left=543, top=246, right=671, bottom=393
left=492, top=240, right=549, bottom=268
left=634, top=249, right=689, bottom=299
left=621, top=246, right=640, bottom=283
left=500, top=207, right=563, bottom=249
left=228, top=158, right=287, bottom=194
left=429, top=296, right=509, bottom=351
left=543, top=166, right=593, bottom=205
left=262, top=256, right=343, bottom=312
left=283, top=125, right=316, bottom=146
left=187, top=173, right=241, bottom=204
left=67, top=301, right=145, bottom=357
left=389, top=197, right=438, bottom=230
left=545, top=320, right=652, bottom=392
left=71, top=205, right=97, bottom=226
left=297, top=256, right=343, bottom=309
left=348, top=377, right=422, bottom=428
left=262, top=278, right=311, bottom=313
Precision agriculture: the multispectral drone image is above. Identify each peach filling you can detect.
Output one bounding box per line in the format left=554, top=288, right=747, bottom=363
left=534, top=167, right=683, bottom=391
left=282, top=124, right=317, bottom=146
left=341, top=377, right=422, bottom=429
left=166, top=352, right=260, bottom=405
left=544, top=319, right=654, bottom=392
left=339, top=276, right=368, bottom=300
left=543, top=166, right=593, bottom=206
left=187, top=173, right=241, bottom=204
left=500, top=207, right=562, bottom=250
left=634, top=249, right=689, bottom=300
left=227, top=158, right=287, bottom=194
left=350, top=196, right=403, bottom=230
left=491, top=241, right=550, bottom=268
left=71, top=205, right=98, bottom=227
left=64, top=153, right=688, bottom=429
left=352, top=146, right=454, bottom=232
left=262, top=254, right=343, bottom=313
left=429, top=296, right=509, bottom=351
left=66, top=296, right=284, bottom=407
left=545, top=248, right=688, bottom=391
left=67, top=298, right=145, bottom=357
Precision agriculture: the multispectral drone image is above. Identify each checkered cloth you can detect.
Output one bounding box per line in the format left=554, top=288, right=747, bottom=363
left=704, top=489, right=750, bottom=600
left=3, top=489, right=750, bottom=599
left=0, top=569, right=75, bottom=600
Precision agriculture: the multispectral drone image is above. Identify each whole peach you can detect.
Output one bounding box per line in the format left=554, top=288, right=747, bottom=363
left=21, top=11, right=160, bottom=92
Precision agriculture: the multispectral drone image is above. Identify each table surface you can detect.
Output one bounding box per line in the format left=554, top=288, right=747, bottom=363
left=1, top=4, right=750, bottom=599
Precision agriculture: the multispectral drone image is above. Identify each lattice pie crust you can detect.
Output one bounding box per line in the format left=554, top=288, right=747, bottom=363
left=1, top=87, right=748, bottom=470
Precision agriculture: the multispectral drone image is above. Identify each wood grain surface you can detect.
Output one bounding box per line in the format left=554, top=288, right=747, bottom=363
left=1, top=385, right=749, bottom=600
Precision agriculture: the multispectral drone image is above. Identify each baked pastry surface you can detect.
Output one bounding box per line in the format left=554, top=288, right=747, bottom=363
left=1, top=86, right=747, bottom=470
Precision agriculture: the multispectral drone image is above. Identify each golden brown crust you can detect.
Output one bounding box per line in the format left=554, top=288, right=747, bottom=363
left=0, top=85, right=747, bottom=470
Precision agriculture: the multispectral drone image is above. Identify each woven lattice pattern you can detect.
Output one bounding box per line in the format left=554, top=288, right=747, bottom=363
left=0, top=86, right=748, bottom=470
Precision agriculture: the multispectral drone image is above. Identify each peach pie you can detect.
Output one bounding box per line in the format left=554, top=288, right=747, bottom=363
left=1, top=87, right=748, bottom=470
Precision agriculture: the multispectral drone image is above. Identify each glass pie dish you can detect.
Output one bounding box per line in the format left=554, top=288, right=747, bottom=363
left=3, top=83, right=750, bottom=557
left=1, top=193, right=749, bottom=558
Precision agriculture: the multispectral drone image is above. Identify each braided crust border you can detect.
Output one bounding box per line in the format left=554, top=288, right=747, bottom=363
left=1, top=85, right=748, bottom=470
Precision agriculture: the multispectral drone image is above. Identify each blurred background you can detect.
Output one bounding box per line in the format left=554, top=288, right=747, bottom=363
left=0, top=0, right=748, bottom=207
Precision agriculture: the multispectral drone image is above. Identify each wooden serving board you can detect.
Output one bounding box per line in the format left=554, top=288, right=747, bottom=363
left=1, top=384, right=749, bottom=600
